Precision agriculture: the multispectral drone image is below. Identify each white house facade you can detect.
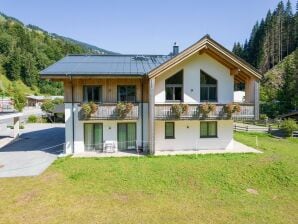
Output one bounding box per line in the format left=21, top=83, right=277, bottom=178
left=40, top=35, right=261, bottom=155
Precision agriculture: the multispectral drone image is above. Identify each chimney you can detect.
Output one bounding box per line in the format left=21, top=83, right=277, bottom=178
left=173, top=42, right=179, bottom=56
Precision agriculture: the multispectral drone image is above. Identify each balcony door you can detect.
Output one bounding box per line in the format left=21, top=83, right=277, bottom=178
left=84, top=123, right=103, bottom=151
left=117, top=123, right=136, bottom=151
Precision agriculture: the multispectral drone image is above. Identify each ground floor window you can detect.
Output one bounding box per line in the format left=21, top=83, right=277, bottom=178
left=200, top=121, right=217, bottom=138
left=118, top=123, right=136, bottom=150
left=165, top=122, right=175, bottom=139
left=84, top=123, right=103, bottom=151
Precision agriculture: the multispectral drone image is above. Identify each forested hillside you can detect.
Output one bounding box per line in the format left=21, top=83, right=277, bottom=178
left=0, top=12, right=112, bottom=96
left=233, top=0, right=297, bottom=72
left=233, top=0, right=298, bottom=117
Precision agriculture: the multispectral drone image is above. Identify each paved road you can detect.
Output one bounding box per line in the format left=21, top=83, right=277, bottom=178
left=0, top=123, right=65, bottom=178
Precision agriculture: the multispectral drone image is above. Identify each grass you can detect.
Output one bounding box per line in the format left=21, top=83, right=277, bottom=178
left=0, top=132, right=297, bottom=223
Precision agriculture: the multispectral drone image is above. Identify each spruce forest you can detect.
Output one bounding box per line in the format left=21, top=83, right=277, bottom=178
left=233, top=0, right=298, bottom=117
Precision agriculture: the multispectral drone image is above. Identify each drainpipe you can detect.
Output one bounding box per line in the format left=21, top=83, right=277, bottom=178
left=141, top=78, right=144, bottom=150
left=70, top=75, right=75, bottom=154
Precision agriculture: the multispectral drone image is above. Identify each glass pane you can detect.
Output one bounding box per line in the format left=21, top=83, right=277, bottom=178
left=87, top=87, right=93, bottom=102
left=93, top=87, right=100, bottom=102
left=201, top=71, right=217, bottom=84
left=127, top=86, right=136, bottom=102
left=165, top=122, right=174, bottom=138
left=200, top=122, right=208, bottom=137
left=174, top=87, right=182, bottom=101
left=94, top=124, right=103, bottom=150
left=127, top=123, right=136, bottom=149
left=84, top=124, right=94, bottom=150
left=208, top=87, right=217, bottom=101
left=165, top=70, right=183, bottom=84
left=118, top=123, right=127, bottom=150
left=200, top=87, right=208, bottom=101
left=208, top=122, right=217, bottom=137
left=166, top=87, right=174, bottom=100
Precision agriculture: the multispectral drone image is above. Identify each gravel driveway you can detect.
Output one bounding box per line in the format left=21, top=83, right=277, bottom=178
left=0, top=123, right=65, bottom=178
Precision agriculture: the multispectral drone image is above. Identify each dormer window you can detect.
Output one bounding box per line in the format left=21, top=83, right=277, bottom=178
left=200, top=70, right=217, bottom=102
left=165, top=70, right=183, bottom=101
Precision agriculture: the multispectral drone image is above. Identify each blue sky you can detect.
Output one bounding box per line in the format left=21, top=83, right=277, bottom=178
left=0, top=0, right=295, bottom=54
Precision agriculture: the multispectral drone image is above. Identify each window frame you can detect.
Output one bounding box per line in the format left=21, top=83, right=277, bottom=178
left=165, top=122, right=175, bottom=139
left=200, top=121, right=218, bottom=138
left=200, top=70, right=218, bottom=102
left=117, top=85, right=137, bottom=103
left=165, top=70, right=184, bottom=102
left=83, top=85, right=102, bottom=103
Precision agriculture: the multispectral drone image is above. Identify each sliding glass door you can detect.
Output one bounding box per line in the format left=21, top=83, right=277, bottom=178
left=117, top=123, right=136, bottom=151
left=84, top=123, right=103, bottom=151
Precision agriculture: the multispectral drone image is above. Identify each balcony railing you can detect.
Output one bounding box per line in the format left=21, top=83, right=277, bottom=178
left=78, top=103, right=139, bottom=120
left=155, top=104, right=255, bottom=120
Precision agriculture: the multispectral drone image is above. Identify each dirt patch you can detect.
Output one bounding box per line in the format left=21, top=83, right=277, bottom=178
left=246, top=188, right=259, bottom=195
left=0, top=164, right=4, bottom=169
left=112, top=193, right=129, bottom=202
left=16, top=190, right=40, bottom=205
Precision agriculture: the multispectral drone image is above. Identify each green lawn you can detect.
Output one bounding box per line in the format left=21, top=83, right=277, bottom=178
left=0, top=133, right=297, bottom=224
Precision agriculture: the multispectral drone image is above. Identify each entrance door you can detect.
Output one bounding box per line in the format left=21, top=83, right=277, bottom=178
left=117, top=123, right=136, bottom=151
left=84, top=123, right=103, bottom=151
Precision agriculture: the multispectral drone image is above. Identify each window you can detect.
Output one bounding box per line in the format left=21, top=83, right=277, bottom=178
left=165, top=70, right=183, bottom=101
left=200, top=70, right=217, bottom=102
left=84, top=123, right=103, bottom=151
left=83, top=86, right=102, bottom=102
left=165, top=122, right=175, bottom=139
left=200, top=121, right=217, bottom=138
left=118, top=86, right=136, bottom=102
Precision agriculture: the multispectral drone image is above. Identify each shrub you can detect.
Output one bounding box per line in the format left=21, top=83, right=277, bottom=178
left=260, top=114, right=268, bottom=120
left=171, top=104, right=189, bottom=118
left=280, top=119, right=298, bottom=137
left=19, top=124, right=25, bottom=129
left=41, top=99, right=55, bottom=113
left=27, top=115, right=37, bottom=123
left=116, top=102, right=134, bottom=118
left=89, top=102, right=98, bottom=114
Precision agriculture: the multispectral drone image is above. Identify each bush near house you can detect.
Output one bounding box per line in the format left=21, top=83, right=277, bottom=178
left=280, top=118, right=298, bottom=137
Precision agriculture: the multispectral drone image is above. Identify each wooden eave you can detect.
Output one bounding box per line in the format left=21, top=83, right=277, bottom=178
left=148, top=35, right=262, bottom=81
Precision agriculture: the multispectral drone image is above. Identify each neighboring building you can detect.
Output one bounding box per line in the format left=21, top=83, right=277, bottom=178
left=27, top=95, right=63, bottom=108
left=0, top=97, right=14, bottom=112
left=40, top=35, right=261, bottom=155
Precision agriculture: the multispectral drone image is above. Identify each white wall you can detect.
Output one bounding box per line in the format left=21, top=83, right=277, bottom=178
left=155, top=120, right=233, bottom=151
left=64, top=103, right=73, bottom=154
left=155, top=53, right=234, bottom=104
left=72, top=103, right=147, bottom=153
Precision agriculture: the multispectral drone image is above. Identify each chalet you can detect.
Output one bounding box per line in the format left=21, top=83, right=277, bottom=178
left=40, top=35, right=261, bottom=155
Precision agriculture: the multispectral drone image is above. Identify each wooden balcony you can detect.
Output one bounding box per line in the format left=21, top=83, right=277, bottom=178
left=78, top=103, right=139, bottom=120
left=155, top=104, right=255, bottom=120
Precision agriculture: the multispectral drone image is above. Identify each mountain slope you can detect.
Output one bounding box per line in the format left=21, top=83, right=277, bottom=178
left=0, top=12, right=115, bottom=96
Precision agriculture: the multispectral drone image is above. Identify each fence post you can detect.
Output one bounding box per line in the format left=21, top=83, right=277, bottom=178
left=246, top=126, right=248, bottom=132
left=234, top=124, right=236, bottom=132
left=268, top=124, right=272, bottom=133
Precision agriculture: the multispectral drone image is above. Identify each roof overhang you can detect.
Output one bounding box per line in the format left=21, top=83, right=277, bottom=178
left=148, top=35, right=262, bottom=81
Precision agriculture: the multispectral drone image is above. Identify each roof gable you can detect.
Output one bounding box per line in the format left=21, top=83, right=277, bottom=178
left=148, top=35, right=262, bottom=80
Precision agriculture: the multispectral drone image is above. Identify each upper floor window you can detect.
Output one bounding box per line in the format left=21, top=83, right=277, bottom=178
left=117, top=85, right=136, bottom=102
left=165, top=70, right=183, bottom=101
left=83, top=86, right=102, bottom=103
left=200, top=70, right=217, bottom=102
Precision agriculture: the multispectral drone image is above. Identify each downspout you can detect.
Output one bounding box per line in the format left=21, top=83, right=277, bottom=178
left=70, top=75, right=75, bottom=154
left=141, top=78, right=144, bottom=150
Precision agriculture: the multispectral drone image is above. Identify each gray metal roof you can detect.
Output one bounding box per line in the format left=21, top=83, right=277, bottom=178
left=40, top=54, right=172, bottom=76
